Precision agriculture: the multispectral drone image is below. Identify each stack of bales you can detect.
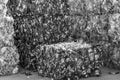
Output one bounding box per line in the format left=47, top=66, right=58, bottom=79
left=6, top=0, right=103, bottom=75
left=7, top=0, right=120, bottom=79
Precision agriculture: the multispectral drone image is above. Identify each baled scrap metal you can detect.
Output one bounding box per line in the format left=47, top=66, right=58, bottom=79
left=0, top=0, right=19, bottom=75
left=0, top=46, right=19, bottom=75
left=34, top=42, right=102, bottom=79
left=7, top=0, right=71, bottom=70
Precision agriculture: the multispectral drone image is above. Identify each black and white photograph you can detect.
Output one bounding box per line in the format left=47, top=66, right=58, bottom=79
left=0, top=0, right=120, bottom=80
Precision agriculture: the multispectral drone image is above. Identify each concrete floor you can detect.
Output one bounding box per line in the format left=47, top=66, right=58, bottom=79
left=81, top=67, right=120, bottom=80
left=0, top=67, right=120, bottom=80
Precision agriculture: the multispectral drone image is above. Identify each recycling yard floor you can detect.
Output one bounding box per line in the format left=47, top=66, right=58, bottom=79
left=0, top=67, right=120, bottom=80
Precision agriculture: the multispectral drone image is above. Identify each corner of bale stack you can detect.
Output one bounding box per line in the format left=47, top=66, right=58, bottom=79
left=0, top=0, right=19, bottom=75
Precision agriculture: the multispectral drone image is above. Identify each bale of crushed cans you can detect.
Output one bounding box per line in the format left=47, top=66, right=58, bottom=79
left=0, top=0, right=19, bottom=75
left=32, top=41, right=102, bottom=80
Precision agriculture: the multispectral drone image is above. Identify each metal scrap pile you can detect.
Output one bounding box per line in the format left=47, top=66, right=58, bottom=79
left=5, top=0, right=120, bottom=79
left=0, top=0, right=19, bottom=75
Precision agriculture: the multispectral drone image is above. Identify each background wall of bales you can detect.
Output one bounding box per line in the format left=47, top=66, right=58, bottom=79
left=0, top=0, right=19, bottom=75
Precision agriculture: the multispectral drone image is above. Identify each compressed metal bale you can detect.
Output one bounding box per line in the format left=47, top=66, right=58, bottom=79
left=0, top=46, right=19, bottom=75
left=33, top=41, right=102, bottom=79
left=7, top=0, right=71, bottom=70
left=83, top=1, right=120, bottom=69
left=0, top=0, right=19, bottom=75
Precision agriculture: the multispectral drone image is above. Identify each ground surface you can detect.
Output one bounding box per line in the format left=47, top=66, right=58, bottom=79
left=0, top=67, right=120, bottom=80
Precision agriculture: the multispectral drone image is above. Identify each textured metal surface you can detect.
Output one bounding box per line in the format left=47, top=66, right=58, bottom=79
left=0, top=0, right=19, bottom=75
left=5, top=0, right=120, bottom=79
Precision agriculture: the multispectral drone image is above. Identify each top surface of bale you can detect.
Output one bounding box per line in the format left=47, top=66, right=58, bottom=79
left=45, top=41, right=91, bottom=50
left=36, top=40, right=91, bottom=52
